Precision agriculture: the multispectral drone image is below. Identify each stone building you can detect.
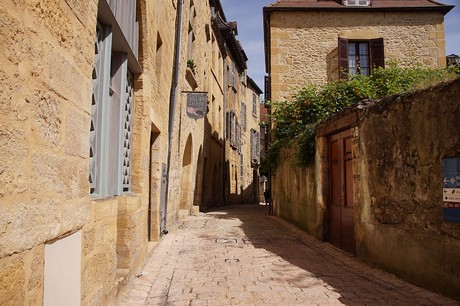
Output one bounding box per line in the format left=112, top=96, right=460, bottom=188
left=211, top=11, right=263, bottom=206
left=241, top=77, right=263, bottom=204
left=262, top=0, right=459, bottom=299
left=0, top=0, right=260, bottom=304
left=264, top=0, right=454, bottom=101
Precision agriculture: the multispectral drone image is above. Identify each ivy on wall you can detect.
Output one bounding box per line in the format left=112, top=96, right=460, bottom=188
left=260, top=64, right=459, bottom=175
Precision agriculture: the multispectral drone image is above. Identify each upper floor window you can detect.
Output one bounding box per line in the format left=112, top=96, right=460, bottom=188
left=90, top=0, right=140, bottom=197
left=349, top=41, right=369, bottom=76
left=252, top=93, right=258, bottom=117
left=240, top=102, right=247, bottom=131
left=187, top=0, right=197, bottom=61
left=343, top=0, right=371, bottom=6
left=338, top=37, right=384, bottom=79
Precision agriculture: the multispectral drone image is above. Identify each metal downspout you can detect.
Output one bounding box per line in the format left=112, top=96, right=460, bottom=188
left=222, top=46, right=228, bottom=206
left=164, top=0, right=184, bottom=234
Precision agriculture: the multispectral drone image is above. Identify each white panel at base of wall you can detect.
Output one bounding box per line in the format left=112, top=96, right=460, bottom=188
left=44, top=230, right=82, bottom=306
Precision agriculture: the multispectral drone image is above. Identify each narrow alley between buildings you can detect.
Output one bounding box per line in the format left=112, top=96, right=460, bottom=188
left=117, top=205, right=459, bottom=306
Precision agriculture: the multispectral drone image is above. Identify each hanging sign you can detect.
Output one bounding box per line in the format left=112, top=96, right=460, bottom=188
left=186, top=92, right=207, bottom=119
left=442, top=157, right=460, bottom=223
left=264, top=76, right=270, bottom=101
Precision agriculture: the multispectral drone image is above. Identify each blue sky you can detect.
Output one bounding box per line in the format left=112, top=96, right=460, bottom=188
left=221, top=0, right=460, bottom=96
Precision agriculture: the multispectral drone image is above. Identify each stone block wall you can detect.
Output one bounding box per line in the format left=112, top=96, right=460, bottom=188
left=272, top=138, right=328, bottom=239
left=272, top=146, right=321, bottom=236
left=269, top=10, right=447, bottom=101
left=0, top=0, right=95, bottom=303
left=271, top=78, right=460, bottom=299
left=1, top=0, right=260, bottom=304
left=355, top=78, right=460, bottom=299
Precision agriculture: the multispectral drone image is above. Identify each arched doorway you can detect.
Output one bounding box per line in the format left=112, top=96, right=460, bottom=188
left=193, top=146, right=203, bottom=208
left=179, top=135, right=193, bottom=211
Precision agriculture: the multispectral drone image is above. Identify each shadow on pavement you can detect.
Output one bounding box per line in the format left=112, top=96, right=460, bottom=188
left=204, top=204, right=453, bottom=306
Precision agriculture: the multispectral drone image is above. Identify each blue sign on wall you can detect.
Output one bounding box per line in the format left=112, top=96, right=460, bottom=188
left=443, top=157, right=460, bottom=223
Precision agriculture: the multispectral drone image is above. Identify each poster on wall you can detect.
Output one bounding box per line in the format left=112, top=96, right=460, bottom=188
left=442, top=157, right=460, bottom=223
left=186, top=92, right=208, bottom=119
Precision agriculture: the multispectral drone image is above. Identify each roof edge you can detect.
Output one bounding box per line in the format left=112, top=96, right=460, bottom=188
left=247, top=76, right=263, bottom=95
left=263, top=4, right=454, bottom=16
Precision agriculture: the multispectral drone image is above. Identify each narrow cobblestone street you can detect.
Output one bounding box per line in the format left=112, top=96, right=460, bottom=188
left=117, top=205, right=459, bottom=306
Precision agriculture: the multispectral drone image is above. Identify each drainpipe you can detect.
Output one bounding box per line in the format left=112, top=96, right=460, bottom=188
left=164, top=0, right=183, bottom=235
left=222, top=45, right=228, bottom=206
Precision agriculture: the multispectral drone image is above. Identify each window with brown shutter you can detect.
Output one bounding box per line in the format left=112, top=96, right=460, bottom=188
left=338, top=38, right=349, bottom=79
left=338, top=37, right=384, bottom=79
left=370, top=38, right=385, bottom=70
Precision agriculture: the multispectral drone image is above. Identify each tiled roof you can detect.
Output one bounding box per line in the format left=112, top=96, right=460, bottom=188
left=212, top=13, right=247, bottom=71
left=266, top=0, right=453, bottom=14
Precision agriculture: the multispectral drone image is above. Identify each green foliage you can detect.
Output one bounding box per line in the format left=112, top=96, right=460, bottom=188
left=262, top=64, right=459, bottom=173
left=187, top=59, right=196, bottom=74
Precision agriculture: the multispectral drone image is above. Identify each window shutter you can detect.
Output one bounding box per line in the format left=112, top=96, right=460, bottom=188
left=370, top=38, right=385, bottom=70
left=122, top=71, right=134, bottom=192
left=256, top=132, right=260, bottom=163
left=226, top=112, right=229, bottom=140
left=338, top=37, right=349, bottom=80
left=250, top=129, right=254, bottom=160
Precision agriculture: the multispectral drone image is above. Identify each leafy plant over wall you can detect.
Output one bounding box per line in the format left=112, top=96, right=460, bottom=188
left=260, top=64, right=459, bottom=175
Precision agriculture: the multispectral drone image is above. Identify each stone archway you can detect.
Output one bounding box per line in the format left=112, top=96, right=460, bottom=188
left=179, top=134, right=193, bottom=211
left=193, top=146, right=203, bottom=208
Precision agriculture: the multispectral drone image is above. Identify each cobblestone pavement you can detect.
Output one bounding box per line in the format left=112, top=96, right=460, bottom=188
left=117, top=205, right=459, bottom=306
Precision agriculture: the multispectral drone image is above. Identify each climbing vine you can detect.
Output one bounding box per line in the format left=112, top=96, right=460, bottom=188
left=260, top=64, right=459, bottom=175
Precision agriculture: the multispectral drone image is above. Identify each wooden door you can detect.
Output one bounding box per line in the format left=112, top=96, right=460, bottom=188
left=328, top=130, right=355, bottom=254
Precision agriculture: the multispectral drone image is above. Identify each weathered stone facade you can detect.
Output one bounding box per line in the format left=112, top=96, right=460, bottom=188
left=272, top=79, right=460, bottom=300
left=265, top=4, right=451, bottom=101
left=354, top=79, right=460, bottom=299
left=1, top=0, right=95, bottom=304
left=264, top=0, right=458, bottom=299
left=0, top=0, right=260, bottom=304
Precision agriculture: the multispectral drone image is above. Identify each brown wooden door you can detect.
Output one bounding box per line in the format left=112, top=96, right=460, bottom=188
left=328, top=130, right=355, bottom=254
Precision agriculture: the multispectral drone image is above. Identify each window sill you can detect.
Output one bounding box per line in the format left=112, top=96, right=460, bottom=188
left=90, top=191, right=136, bottom=202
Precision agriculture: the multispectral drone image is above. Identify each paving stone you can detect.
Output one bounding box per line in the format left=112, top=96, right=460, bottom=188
left=116, top=205, right=460, bottom=306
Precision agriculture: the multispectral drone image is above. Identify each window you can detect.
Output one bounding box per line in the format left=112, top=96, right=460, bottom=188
left=227, top=111, right=237, bottom=148
left=338, top=37, right=384, bottom=79
left=348, top=41, right=369, bottom=76
left=342, top=0, right=371, bottom=6
left=232, top=63, right=237, bottom=88
left=237, top=122, right=242, bottom=153
left=240, top=70, right=246, bottom=85
left=240, top=102, right=246, bottom=131
left=240, top=155, right=244, bottom=186
left=227, top=110, right=240, bottom=151
left=89, top=1, right=139, bottom=197
left=187, top=0, right=196, bottom=61
left=155, top=32, right=163, bottom=85
left=252, top=93, right=258, bottom=117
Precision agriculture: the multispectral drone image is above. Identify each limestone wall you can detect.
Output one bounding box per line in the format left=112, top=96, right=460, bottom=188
left=271, top=78, right=460, bottom=299
left=272, top=146, right=321, bottom=236
left=269, top=10, right=447, bottom=101
left=1, top=0, right=240, bottom=304
left=0, top=0, right=95, bottom=304
left=272, top=138, right=328, bottom=239
left=355, top=78, right=460, bottom=299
